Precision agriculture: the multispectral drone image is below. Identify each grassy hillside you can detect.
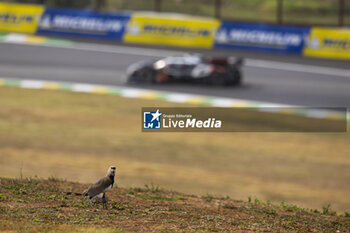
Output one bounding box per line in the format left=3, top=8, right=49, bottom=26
left=0, top=177, right=349, bottom=232
left=0, top=86, right=349, bottom=214
left=103, top=0, right=348, bottom=25
left=4, top=0, right=347, bottom=25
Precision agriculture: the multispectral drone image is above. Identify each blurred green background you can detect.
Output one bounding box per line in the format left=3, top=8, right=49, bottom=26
left=2, top=0, right=350, bottom=26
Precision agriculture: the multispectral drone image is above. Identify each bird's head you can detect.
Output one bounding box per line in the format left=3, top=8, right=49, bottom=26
left=107, top=166, right=116, bottom=177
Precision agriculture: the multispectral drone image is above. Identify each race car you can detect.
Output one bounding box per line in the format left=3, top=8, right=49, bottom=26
left=125, top=54, right=243, bottom=86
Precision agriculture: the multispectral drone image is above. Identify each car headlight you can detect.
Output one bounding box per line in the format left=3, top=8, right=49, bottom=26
left=154, top=60, right=166, bottom=70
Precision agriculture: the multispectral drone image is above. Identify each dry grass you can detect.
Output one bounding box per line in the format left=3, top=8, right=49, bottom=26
left=0, top=86, right=349, bottom=213
left=1, top=177, right=349, bottom=232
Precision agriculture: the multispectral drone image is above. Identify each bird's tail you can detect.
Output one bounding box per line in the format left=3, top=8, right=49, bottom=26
left=65, top=191, right=82, bottom=196
left=83, top=189, right=93, bottom=199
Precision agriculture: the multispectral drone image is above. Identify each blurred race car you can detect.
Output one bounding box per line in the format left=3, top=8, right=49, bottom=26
left=126, top=55, right=243, bottom=86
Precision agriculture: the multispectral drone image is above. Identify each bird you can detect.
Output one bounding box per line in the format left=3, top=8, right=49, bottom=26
left=83, top=166, right=116, bottom=209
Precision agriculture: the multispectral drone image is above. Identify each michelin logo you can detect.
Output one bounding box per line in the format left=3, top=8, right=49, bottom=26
left=143, top=24, right=210, bottom=37
left=0, top=13, right=34, bottom=24
left=39, top=15, right=124, bottom=32
left=127, top=22, right=210, bottom=38
left=127, top=22, right=140, bottom=35
left=306, top=36, right=320, bottom=49
left=143, top=109, right=162, bottom=129
left=216, top=29, right=302, bottom=47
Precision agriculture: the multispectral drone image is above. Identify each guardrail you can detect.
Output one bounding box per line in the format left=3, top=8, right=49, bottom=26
left=0, top=2, right=44, bottom=34
left=37, top=7, right=130, bottom=41
left=214, top=21, right=310, bottom=54
left=122, top=12, right=219, bottom=49
left=0, top=2, right=349, bottom=60
left=304, top=27, right=350, bottom=60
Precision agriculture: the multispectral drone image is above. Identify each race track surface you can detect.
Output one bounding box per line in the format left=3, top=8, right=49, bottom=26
left=1, top=42, right=349, bottom=107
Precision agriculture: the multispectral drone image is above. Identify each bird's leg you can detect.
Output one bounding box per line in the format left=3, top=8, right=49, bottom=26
left=102, top=192, right=107, bottom=209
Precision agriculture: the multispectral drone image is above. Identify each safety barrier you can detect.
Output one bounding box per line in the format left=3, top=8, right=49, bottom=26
left=214, top=21, right=310, bottom=54
left=0, top=2, right=349, bottom=60
left=303, top=27, right=350, bottom=60
left=123, top=12, right=219, bottom=49
left=36, top=7, right=130, bottom=41
left=0, top=2, right=43, bottom=34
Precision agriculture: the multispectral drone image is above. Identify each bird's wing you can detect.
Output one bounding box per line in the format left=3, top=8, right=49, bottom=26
left=86, top=177, right=112, bottom=198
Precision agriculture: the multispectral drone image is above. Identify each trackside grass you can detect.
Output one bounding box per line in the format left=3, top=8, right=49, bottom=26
left=0, top=86, right=349, bottom=215
left=0, top=177, right=349, bottom=232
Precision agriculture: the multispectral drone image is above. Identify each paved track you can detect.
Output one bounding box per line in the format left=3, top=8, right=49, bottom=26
left=0, top=42, right=349, bottom=107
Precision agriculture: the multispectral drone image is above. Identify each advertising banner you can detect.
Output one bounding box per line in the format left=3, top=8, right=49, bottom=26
left=215, top=21, right=310, bottom=54
left=124, top=13, right=220, bottom=49
left=0, top=2, right=44, bottom=34
left=304, top=27, right=350, bottom=60
left=37, top=8, right=131, bottom=41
